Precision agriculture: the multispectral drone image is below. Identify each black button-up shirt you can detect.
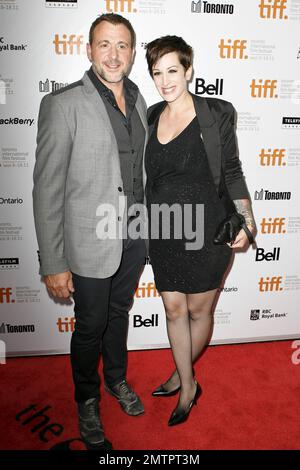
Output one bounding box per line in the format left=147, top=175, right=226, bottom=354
left=87, top=67, right=145, bottom=216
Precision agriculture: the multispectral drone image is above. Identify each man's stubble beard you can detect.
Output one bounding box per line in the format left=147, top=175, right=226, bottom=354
left=92, top=63, right=128, bottom=85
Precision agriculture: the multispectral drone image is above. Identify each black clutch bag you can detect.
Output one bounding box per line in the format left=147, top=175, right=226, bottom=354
left=214, top=212, right=254, bottom=245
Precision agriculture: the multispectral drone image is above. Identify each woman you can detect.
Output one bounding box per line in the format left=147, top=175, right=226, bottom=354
left=145, top=36, right=256, bottom=426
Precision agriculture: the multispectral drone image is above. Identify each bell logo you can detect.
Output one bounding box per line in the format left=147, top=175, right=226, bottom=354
left=260, top=217, right=286, bottom=234
left=250, top=79, right=278, bottom=98
left=133, top=314, right=159, bottom=328
left=0, top=287, right=14, bottom=303
left=218, top=39, right=248, bottom=59
left=195, top=78, right=224, bottom=96
left=259, top=149, right=286, bottom=166
left=56, top=317, right=76, bottom=333
left=259, top=276, right=283, bottom=292
left=258, top=0, right=288, bottom=19
left=255, top=247, right=281, bottom=261
left=53, top=34, right=84, bottom=55
left=105, top=0, right=137, bottom=13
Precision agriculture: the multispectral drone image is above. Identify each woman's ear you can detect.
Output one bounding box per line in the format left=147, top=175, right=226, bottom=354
left=185, top=66, right=193, bottom=81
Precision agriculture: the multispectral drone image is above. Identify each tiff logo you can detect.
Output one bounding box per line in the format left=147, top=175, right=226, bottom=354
left=56, top=317, right=75, bottom=333
left=250, top=79, right=278, bottom=98
left=258, top=276, right=283, bottom=292
left=0, top=287, right=14, bottom=303
left=135, top=282, right=159, bottom=298
left=260, top=217, right=286, bottom=234
left=218, top=39, right=248, bottom=59
left=53, top=34, right=84, bottom=55
left=259, top=149, right=286, bottom=166
left=105, top=0, right=137, bottom=13
left=259, top=0, right=288, bottom=19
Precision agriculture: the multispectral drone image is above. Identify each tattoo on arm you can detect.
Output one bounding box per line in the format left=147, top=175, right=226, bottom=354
left=233, top=199, right=256, bottom=229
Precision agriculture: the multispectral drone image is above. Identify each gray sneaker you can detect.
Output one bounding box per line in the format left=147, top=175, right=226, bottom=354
left=78, top=398, right=113, bottom=450
left=104, top=380, right=144, bottom=416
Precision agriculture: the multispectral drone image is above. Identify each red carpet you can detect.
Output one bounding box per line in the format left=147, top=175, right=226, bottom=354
left=1, top=340, right=299, bottom=450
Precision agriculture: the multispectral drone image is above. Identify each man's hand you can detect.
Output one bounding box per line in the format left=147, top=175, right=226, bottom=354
left=44, top=270, right=75, bottom=299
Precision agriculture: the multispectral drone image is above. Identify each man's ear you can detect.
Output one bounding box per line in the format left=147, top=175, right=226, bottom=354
left=131, top=47, right=136, bottom=63
left=86, top=43, right=92, bottom=62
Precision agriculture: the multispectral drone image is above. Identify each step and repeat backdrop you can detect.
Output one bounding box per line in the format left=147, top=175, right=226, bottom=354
left=0, top=0, right=300, bottom=357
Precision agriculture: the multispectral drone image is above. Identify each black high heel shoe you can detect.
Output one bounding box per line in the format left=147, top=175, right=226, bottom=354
left=152, top=368, right=195, bottom=397
left=152, top=383, right=181, bottom=397
left=168, top=382, right=202, bottom=426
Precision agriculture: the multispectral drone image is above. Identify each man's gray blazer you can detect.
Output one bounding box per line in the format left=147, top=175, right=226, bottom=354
left=33, top=72, right=148, bottom=278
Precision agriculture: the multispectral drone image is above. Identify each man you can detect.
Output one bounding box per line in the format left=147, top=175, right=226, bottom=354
left=32, top=14, right=148, bottom=450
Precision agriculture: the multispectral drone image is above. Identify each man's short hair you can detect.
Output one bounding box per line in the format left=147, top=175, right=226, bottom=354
left=89, top=13, right=136, bottom=48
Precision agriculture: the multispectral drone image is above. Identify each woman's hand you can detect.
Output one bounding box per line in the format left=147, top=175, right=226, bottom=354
left=228, top=225, right=256, bottom=249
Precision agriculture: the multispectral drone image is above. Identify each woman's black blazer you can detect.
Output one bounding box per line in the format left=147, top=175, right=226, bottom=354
left=147, top=93, right=250, bottom=202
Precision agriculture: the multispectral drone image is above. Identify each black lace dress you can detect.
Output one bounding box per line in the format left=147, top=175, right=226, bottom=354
left=145, top=116, right=232, bottom=293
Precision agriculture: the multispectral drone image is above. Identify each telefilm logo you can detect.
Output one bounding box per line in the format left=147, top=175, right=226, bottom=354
left=254, top=189, right=291, bottom=200
left=250, top=308, right=287, bottom=320
left=260, top=217, right=286, bottom=234
left=0, top=36, right=27, bottom=52
left=39, top=79, right=68, bottom=93
left=258, top=0, right=288, bottom=19
left=258, top=276, right=283, bottom=292
left=45, top=0, right=78, bottom=7
left=194, top=78, right=224, bottom=96
left=0, top=197, right=23, bottom=205
left=259, top=149, right=286, bottom=166
left=282, top=117, right=300, bottom=129
left=0, top=323, right=35, bottom=334
left=191, top=1, right=234, bottom=14
left=218, top=39, right=248, bottom=59
left=53, top=34, right=84, bottom=55
left=250, top=79, right=278, bottom=98
left=0, top=118, right=34, bottom=126
left=0, top=258, right=19, bottom=270
left=255, top=247, right=280, bottom=262
left=104, top=0, right=137, bottom=13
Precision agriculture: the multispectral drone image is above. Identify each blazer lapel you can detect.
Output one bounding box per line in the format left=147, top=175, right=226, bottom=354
left=191, top=94, right=222, bottom=194
left=81, top=72, right=119, bottom=145
left=135, top=93, right=149, bottom=190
